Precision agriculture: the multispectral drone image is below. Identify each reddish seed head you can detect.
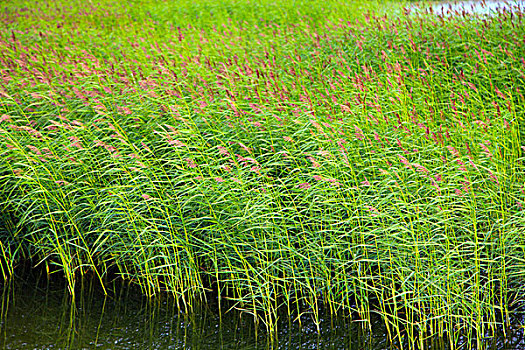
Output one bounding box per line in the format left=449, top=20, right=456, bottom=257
left=340, top=104, right=351, bottom=113
left=238, top=142, right=251, bottom=154
left=495, top=87, right=506, bottom=99
left=168, top=138, right=185, bottom=147
left=218, top=146, right=229, bottom=156
left=297, top=182, right=311, bottom=189
left=456, top=159, right=467, bottom=172
left=307, top=156, right=321, bottom=168
left=317, top=150, right=331, bottom=158
left=413, top=163, right=429, bottom=174
left=479, top=143, right=492, bottom=158
left=354, top=126, right=364, bottom=140
left=487, top=170, right=499, bottom=185
left=185, top=158, right=197, bottom=168
left=446, top=146, right=460, bottom=158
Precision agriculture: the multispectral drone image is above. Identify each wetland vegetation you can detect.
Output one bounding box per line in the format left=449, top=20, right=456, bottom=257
left=1, top=0, right=525, bottom=348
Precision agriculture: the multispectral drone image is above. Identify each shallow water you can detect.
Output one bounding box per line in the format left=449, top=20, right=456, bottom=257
left=414, top=0, right=525, bottom=16
left=0, top=270, right=524, bottom=349
left=0, top=271, right=391, bottom=350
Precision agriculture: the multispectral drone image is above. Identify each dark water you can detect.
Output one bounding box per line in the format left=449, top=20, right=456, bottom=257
left=0, top=270, right=393, bottom=350
left=1, top=269, right=524, bottom=349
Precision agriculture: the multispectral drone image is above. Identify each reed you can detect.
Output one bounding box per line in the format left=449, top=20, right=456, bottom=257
left=1, top=0, right=525, bottom=347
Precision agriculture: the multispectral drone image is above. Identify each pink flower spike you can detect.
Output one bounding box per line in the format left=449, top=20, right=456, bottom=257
left=487, top=170, right=499, bottom=185
left=413, top=163, right=429, bottom=174
left=327, top=178, right=341, bottom=187
left=27, top=145, right=41, bottom=155
left=218, top=146, right=229, bottom=156
left=168, top=138, right=185, bottom=147
left=307, top=156, right=321, bottom=168
left=142, top=194, right=152, bottom=200
left=480, top=143, right=492, bottom=158
left=354, top=126, right=364, bottom=140
left=297, top=182, right=311, bottom=189
left=446, top=146, right=460, bottom=158
left=185, top=158, right=197, bottom=168
left=214, top=176, right=224, bottom=183
left=238, top=142, right=251, bottom=154
left=141, top=141, right=151, bottom=152
left=456, top=159, right=467, bottom=172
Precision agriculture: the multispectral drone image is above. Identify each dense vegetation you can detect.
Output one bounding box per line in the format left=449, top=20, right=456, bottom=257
left=1, top=0, right=525, bottom=347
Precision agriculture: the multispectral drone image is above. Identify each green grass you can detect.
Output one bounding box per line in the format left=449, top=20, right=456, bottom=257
left=1, top=0, right=525, bottom=347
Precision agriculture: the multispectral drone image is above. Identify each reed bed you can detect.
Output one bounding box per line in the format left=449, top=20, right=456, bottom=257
left=1, top=0, right=525, bottom=347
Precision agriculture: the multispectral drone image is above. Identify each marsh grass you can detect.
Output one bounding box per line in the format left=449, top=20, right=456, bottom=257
left=1, top=0, right=525, bottom=347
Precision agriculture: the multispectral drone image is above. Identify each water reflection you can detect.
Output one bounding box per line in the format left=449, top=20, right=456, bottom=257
left=0, top=270, right=523, bottom=349
left=415, top=0, right=525, bottom=16
left=0, top=272, right=386, bottom=349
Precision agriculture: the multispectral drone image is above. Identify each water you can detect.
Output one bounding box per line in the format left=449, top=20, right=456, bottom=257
left=0, top=270, right=392, bottom=350
left=413, top=0, right=525, bottom=16
left=0, top=268, right=524, bottom=349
